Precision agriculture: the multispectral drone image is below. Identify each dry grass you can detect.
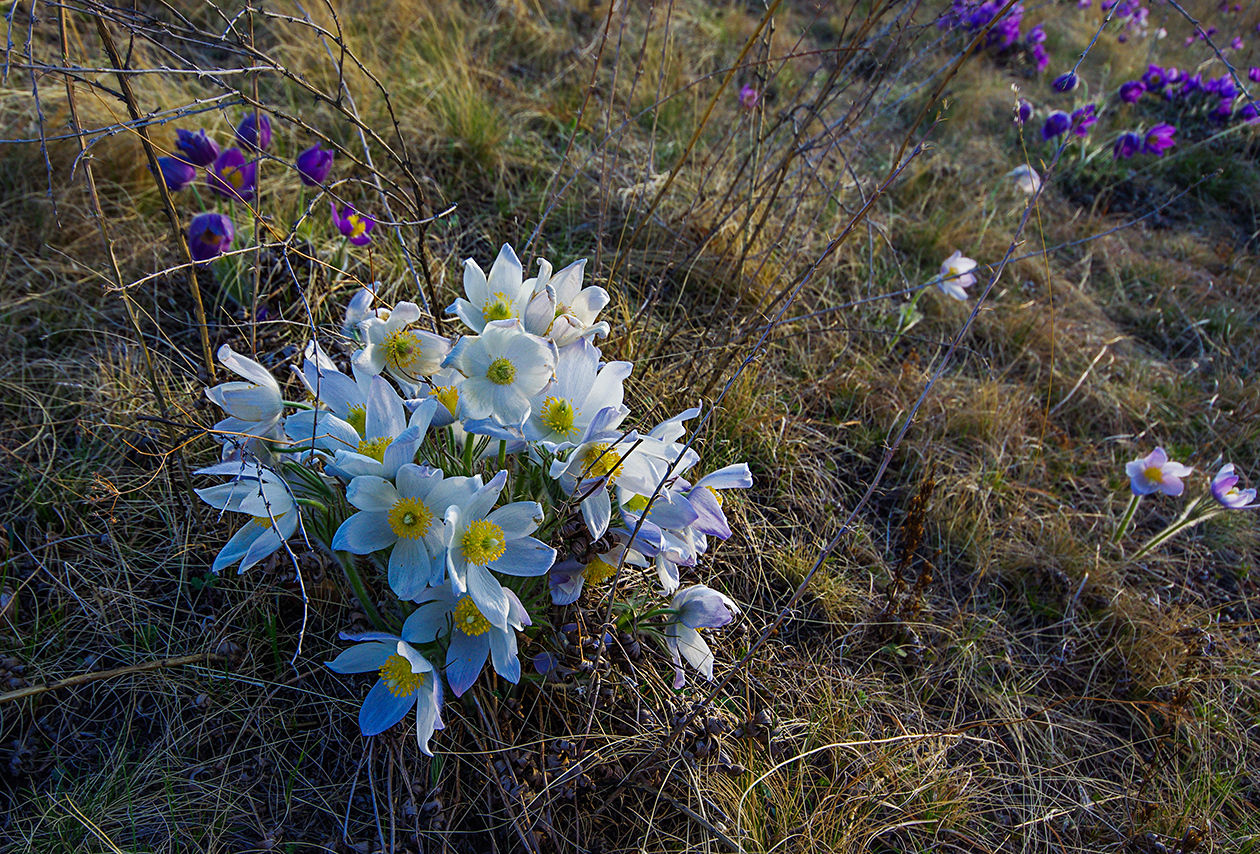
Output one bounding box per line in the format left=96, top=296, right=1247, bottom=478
left=3, top=0, right=1260, bottom=852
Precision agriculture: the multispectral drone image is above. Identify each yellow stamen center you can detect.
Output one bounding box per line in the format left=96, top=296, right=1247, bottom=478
left=251, top=514, right=279, bottom=529
left=199, top=230, right=221, bottom=246
left=1143, top=466, right=1164, bottom=484
left=453, top=596, right=492, bottom=636
left=357, top=436, right=393, bottom=462
left=348, top=214, right=368, bottom=239
left=225, top=167, right=244, bottom=190
left=388, top=497, right=433, bottom=540
left=434, top=385, right=459, bottom=417
left=482, top=292, right=514, bottom=323
left=345, top=404, right=367, bottom=437
left=540, top=396, right=579, bottom=437
left=486, top=357, right=516, bottom=386
left=622, top=494, right=649, bottom=513
left=378, top=653, right=423, bottom=697
left=581, top=442, right=623, bottom=484
left=383, top=328, right=420, bottom=371
left=584, top=556, right=617, bottom=585
left=553, top=303, right=571, bottom=319
left=706, top=486, right=724, bottom=506
left=460, top=518, right=507, bottom=565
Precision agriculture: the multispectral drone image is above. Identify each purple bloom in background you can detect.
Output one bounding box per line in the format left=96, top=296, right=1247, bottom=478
left=1250, top=68, right=1260, bottom=84
left=1031, top=44, right=1049, bottom=71
left=1216, top=77, right=1238, bottom=100
left=1181, top=74, right=1203, bottom=96
left=1230, top=36, right=1244, bottom=50
left=1165, top=67, right=1183, bottom=85
left=1211, top=464, right=1259, bottom=508
left=1016, top=98, right=1034, bottom=124
left=1143, top=123, right=1176, bottom=156
left=1212, top=98, right=1235, bottom=123
left=175, top=129, right=219, bottom=167
left=738, top=84, right=759, bottom=109
left=155, top=156, right=196, bottom=192
left=1126, top=447, right=1193, bottom=496
left=207, top=147, right=257, bottom=202
left=235, top=112, right=272, bottom=152
left=1142, top=65, right=1167, bottom=89
left=1025, top=24, right=1046, bottom=45
left=331, top=202, right=376, bottom=246
left=188, top=212, right=234, bottom=263
left=1052, top=71, right=1080, bottom=92
left=296, top=144, right=334, bottom=186
left=1042, top=110, right=1071, bottom=139
left=1119, top=80, right=1146, bottom=103
left=1113, top=131, right=1143, bottom=159
left=1071, top=104, right=1098, bottom=137
left=1241, top=103, right=1259, bottom=123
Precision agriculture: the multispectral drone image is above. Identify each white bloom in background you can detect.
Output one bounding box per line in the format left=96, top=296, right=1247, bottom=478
left=195, top=461, right=299, bottom=573
left=448, top=244, right=531, bottom=333
left=355, top=301, right=451, bottom=390
left=330, top=463, right=483, bottom=597
left=1005, top=164, right=1042, bottom=195
left=342, top=286, right=389, bottom=341
left=523, top=258, right=611, bottom=347
left=445, top=320, right=557, bottom=430
left=666, top=585, right=739, bottom=689
left=205, top=344, right=284, bottom=440
left=936, top=251, right=977, bottom=301
left=524, top=339, right=631, bottom=450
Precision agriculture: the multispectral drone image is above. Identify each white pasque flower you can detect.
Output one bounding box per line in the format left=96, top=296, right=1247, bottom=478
left=1005, top=164, right=1042, bottom=195
left=342, top=286, right=389, bottom=341
left=522, top=257, right=611, bottom=347
left=326, top=634, right=443, bottom=755
left=666, top=585, right=740, bottom=689
left=447, top=244, right=531, bottom=333
left=936, top=251, right=977, bottom=301
left=330, top=463, right=483, bottom=598
left=444, top=319, right=557, bottom=430
left=195, top=461, right=299, bottom=573
left=204, top=344, right=284, bottom=440
left=354, top=301, right=451, bottom=390
left=524, top=338, right=631, bottom=450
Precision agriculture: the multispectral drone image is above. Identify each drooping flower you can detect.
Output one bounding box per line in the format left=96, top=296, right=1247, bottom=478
left=1118, top=80, right=1146, bottom=103
left=1015, top=99, right=1034, bottom=125
left=1211, top=464, right=1259, bottom=509
left=331, top=462, right=483, bottom=597
left=155, top=156, right=197, bottom=191
left=523, top=258, right=611, bottom=347
left=665, top=585, right=740, bottom=689
left=524, top=339, right=631, bottom=449
left=1143, top=123, right=1176, bottom=156
left=1113, top=131, right=1143, bottom=160
left=739, top=84, right=759, bottom=109
left=195, top=461, right=298, bottom=573
left=188, top=212, right=235, bottom=264
left=1070, top=104, right=1097, bottom=137
left=326, top=636, right=443, bottom=755
left=405, top=582, right=531, bottom=696
left=448, top=244, right=531, bottom=334
left=1052, top=72, right=1080, bottom=93
left=207, top=148, right=257, bottom=203
left=204, top=344, right=284, bottom=440
left=937, top=250, right=977, bottom=300
left=1042, top=110, right=1071, bottom=139
left=235, top=111, right=272, bottom=152
left=330, top=202, right=376, bottom=246
left=1005, top=164, right=1042, bottom=194
left=343, top=287, right=386, bottom=340
left=175, top=128, right=219, bottom=167
left=354, top=301, right=452, bottom=390
left=296, top=144, right=334, bottom=186
left=445, top=320, right=557, bottom=430
left=1125, top=447, right=1193, bottom=496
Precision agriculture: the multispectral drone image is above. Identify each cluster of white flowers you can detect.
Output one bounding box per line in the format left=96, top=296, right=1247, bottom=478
left=197, top=244, right=750, bottom=754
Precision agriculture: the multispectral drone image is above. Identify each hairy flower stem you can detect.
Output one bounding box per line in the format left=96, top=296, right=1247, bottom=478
left=1112, top=493, right=1141, bottom=542
left=498, top=439, right=507, bottom=472
left=1130, top=498, right=1216, bottom=561
left=325, top=544, right=390, bottom=632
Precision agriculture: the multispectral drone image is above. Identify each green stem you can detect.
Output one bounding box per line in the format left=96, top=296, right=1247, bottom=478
left=498, top=439, right=507, bottom=472
left=462, top=431, right=475, bottom=475
left=1130, top=500, right=1217, bottom=561
left=886, top=286, right=930, bottom=356
left=1112, top=493, right=1141, bottom=543
left=325, top=545, right=390, bottom=633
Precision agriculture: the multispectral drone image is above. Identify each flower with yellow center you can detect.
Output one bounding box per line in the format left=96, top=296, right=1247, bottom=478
left=525, top=338, right=630, bottom=450
left=356, top=435, right=393, bottom=462
left=521, top=257, right=611, bottom=348
left=581, top=442, right=624, bottom=483
left=327, top=637, right=443, bottom=755
left=378, top=653, right=427, bottom=697
left=583, top=556, right=618, bottom=585
left=388, top=497, right=433, bottom=540
left=448, top=244, right=529, bottom=333
left=195, top=461, right=299, bottom=574
left=936, top=250, right=977, bottom=301
left=354, top=301, right=451, bottom=389
left=452, top=597, right=492, bottom=635
left=482, top=292, right=515, bottom=324
left=539, top=397, right=580, bottom=438
left=485, top=357, right=516, bottom=386
left=434, top=385, right=459, bottom=419
left=446, top=320, right=556, bottom=430
left=460, top=519, right=508, bottom=566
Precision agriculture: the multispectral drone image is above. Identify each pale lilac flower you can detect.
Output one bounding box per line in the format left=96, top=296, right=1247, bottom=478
left=937, top=250, right=977, bottom=300
left=1125, top=447, right=1193, bottom=496
left=1211, top=464, right=1259, bottom=508
left=1005, top=164, right=1042, bottom=194
left=444, top=319, right=557, bottom=430
left=354, top=301, right=452, bottom=390
left=195, top=461, right=298, bottom=573
left=448, top=244, right=531, bottom=333
left=666, top=585, right=740, bottom=689
left=739, top=84, right=759, bottom=108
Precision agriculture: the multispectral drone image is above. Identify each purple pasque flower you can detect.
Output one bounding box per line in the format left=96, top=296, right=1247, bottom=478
left=1143, top=123, right=1176, bottom=156
left=155, top=156, right=197, bottom=192
left=738, top=84, right=759, bottom=109
left=330, top=201, right=376, bottom=246
left=1052, top=72, right=1081, bottom=93
left=1025, top=24, right=1046, bottom=45
left=1015, top=98, right=1034, bottom=124
left=175, top=128, right=219, bottom=167
left=1125, top=447, right=1193, bottom=496
left=1119, top=80, right=1146, bottom=103
left=207, top=147, right=257, bottom=202
left=1230, top=36, right=1244, bottom=50
left=1250, top=68, right=1260, bottom=84
left=188, top=212, right=235, bottom=263
left=1031, top=43, right=1049, bottom=72
left=1071, top=104, right=1097, bottom=137
left=1211, top=464, right=1259, bottom=508
left=1113, top=131, right=1143, bottom=159
left=1142, top=65, right=1167, bottom=90
left=1042, top=110, right=1071, bottom=139
left=235, top=111, right=272, bottom=151
left=296, top=143, right=334, bottom=186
